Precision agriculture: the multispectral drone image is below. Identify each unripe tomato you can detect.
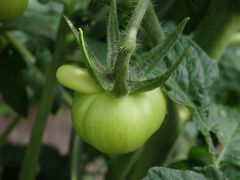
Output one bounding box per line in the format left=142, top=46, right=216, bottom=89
left=57, top=65, right=167, bottom=154
left=0, top=0, right=29, bottom=22
left=72, top=90, right=166, bottom=154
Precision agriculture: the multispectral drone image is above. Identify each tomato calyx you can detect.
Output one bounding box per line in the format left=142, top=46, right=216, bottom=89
left=58, top=1, right=189, bottom=98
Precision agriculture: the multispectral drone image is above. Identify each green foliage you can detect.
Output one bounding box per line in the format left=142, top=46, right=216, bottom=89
left=164, top=37, right=219, bottom=153
left=143, top=166, right=227, bottom=180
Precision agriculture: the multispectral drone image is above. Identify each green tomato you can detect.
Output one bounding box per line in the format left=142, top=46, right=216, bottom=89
left=0, top=0, right=29, bottom=23
left=57, top=65, right=167, bottom=154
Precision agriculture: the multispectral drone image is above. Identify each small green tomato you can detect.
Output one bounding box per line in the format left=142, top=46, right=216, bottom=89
left=0, top=0, right=29, bottom=23
left=56, top=65, right=167, bottom=154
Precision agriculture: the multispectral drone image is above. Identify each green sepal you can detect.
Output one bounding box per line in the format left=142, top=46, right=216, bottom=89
left=129, top=48, right=189, bottom=94
left=130, top=17, right=189, bottom=79
left=64, top=16, right=80, bottom=44
left=64, top=17, right=113, bottom=91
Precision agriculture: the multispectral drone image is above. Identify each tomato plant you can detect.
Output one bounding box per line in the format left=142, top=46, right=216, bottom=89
left=0, top=0, right=28, bottom=22
left=0, top=0, right=240, bottom=180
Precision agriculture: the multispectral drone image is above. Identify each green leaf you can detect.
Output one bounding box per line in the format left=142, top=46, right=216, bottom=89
left=205, top=105, right=240, bottom=167
left=165, top=37, right=219, bottom=107
left=163, top=37, right=219, bottom=154
left=107, top=0, right=120, bottom=68
left=142, top=166, right=227, bottom=180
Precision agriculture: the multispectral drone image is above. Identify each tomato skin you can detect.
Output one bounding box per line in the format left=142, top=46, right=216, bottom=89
left=0, top=0, right=29, bottom=22
left=72, top=89, right=166, bottom=154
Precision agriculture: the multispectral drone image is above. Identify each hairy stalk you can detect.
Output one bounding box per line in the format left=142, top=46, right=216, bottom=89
left=107, top=0, right=120, bottom=68
left=112, top=0, right=150, bottom=97
left=194, top=0, right=240, bottom=59
left=18, top=1, right=75, bottom=180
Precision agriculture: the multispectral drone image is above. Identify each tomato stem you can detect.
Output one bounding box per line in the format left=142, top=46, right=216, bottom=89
left=193, top=0, right=240, bottom=59
left=18, top=1, right=76, bottom=180
left=111, top=0, right=150, bottom=98
left=70, top=131, right=83, bottom=180
left=107, top=0, right=120, bottom=69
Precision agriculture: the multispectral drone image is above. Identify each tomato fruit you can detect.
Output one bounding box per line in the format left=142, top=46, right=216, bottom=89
left=57, top=65, right=167, bottom=154
left=72, top=89, right=166, bottom=154
left=0, top=0, right=29, bottom=22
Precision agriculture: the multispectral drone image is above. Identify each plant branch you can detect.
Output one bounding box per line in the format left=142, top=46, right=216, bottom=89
left=70, top=133, right=83, bottom=180
left=18, top=1, right=75, bottom=180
